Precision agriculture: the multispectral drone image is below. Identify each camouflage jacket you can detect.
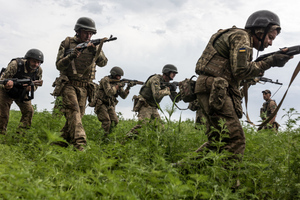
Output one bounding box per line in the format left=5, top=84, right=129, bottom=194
left=56, top=36, right=108, bottom=82
left=139, top=74, right=173, bottom=107
left=0, top=58, right=42, bottom=91
left=95, top=76, right=129, bottom=107
left=195, top=26, right=272, bottom=90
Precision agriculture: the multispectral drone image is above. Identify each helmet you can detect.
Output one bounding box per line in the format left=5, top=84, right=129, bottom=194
left=162, top=64, right=178, bottom=74
left=245, top=10, right=280, bottom=29
left=74, top=17, right=97, bottom=34
left=25, top=49, right=44, bottom=63
left=110, top=66, right=124, bottom=76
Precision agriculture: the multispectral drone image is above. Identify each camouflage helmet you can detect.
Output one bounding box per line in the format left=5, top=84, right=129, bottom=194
left=74, top=17, right=97, bottom=34
left=25, top=49, right=44, bottom=63
left=245, top=10, right=281, bottom=30
left=110, top=66, right=124, bottom=76
left=162, top=64, right=178, bottom=74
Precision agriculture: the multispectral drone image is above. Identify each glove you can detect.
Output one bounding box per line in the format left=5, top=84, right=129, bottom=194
left=266, top=53, right=291, bottom=67
left=69, top=48, right=80, bottom=60
left=117, top=82, right=125, bottom=87
left=169, top=82, right=177, bottom=92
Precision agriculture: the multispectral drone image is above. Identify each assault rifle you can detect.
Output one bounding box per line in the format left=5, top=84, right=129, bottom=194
left=258, top=76, right=282, bottom=85
left=0, top=78, right=43, bottom=100
left=255, top=45, right=300, bottom=62
left=109, top=78, right=144, bottom=86
left=65, top=35, right=117, bottom=55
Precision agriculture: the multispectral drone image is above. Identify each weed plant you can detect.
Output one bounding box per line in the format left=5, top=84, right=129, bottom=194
left=0, top=107, right=300, bottom=199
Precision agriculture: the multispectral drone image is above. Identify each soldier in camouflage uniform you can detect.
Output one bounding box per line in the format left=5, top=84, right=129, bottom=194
left=94, top=66, right=133, bottom=136
left=193, top=10, right=292, bottom=160
left=129, top=64, right=179, bottom=134
left=0, top=49, right=44, bottom=135
left=258, top=89, right=279, bottom=131
left=55, top=17, right=108, bottom=151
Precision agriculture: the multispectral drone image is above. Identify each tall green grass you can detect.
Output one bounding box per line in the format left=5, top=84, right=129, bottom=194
left=0, top=107, right=300, bottom=199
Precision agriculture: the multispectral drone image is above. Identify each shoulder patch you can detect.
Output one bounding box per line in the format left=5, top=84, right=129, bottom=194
left=239, top=48, right=246, bottom=53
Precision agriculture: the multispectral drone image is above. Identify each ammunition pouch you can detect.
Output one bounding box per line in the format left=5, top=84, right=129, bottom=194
left=87, top=82, right=98, bottom=107
left=194, top=75, right=214, bottom=94
left=208, top=77, right=228, bottom=113
left=132, top=95, right=146, bottom=112
left=51, top=75, right=69, bottom=96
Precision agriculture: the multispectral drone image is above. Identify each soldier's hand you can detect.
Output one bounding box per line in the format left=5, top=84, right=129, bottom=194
left=269, top=53, right=292, bottom=67
left=4, top=80, right=13, bottom=90
left=87, top=42, right=96, bottom=52
left=169, top=82, right=177, bottom=92
left=69, top=48, right=80, bottom=59
left=117, top=82, right=125, bottom=88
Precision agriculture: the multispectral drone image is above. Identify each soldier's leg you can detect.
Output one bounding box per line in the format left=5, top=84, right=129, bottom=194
left=108, top=106, right=119, bottom=132
left=61, top=85, right=87, bottom=149
left=127, top=105, right=152, bottom=135
left=15, top=99, right=34, bottom=130
left=196, top=93, right=246, bottom=159
left=0, top=88, right=13, bottom=135
left=96, top=104, right=111, bottom=135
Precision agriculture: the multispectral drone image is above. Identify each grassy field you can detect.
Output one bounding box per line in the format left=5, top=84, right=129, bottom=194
left=0, top=106, right=300, bottom=199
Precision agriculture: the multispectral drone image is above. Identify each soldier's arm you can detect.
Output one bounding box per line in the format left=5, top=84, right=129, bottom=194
left=229, top=30, right=272, bottom=80
left=33, top=67, right=43, bottom=91
left=56, top=40, right=73, bottom=71
left=0, top=60, right=18, bottom=89
left=101, top=77, right=117, bottom=97
left=95, top=48, right=108, bottom=67
left=268, top=100, right=277, bottom=124
left=151, top=77, right=170, bottom=100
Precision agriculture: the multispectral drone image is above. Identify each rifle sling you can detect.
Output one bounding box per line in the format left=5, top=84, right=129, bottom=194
left=244, top=61, right=300, bottom=128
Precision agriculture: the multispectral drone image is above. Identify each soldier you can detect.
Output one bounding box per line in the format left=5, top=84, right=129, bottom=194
left=258, top=89, right=280, bottom=131
left=94, top=66, right=134, bottom=136
left=54, top=17, right=108, bottom=151
left=192, top=10, right=292, bottom=161
left=0, top=49, right=44, bottom=135
left=129, top=64, right=179, bottom=134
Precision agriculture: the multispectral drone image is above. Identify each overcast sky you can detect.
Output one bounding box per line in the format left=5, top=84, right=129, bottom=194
left=1, top=0, right=300, bottom=130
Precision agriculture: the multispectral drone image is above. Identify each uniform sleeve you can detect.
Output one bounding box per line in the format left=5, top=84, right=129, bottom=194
left=95, top=49, right=108, bottom=67
left=229, top=31, right=272, bottom=80
left=0, top=60, right=18, bottom=89
left=150, top=76, right=171, bottom=100
left=1, top=60, right=18, bottom=79
left=269, top=100, right=277, bottom=114
left=56, top=40, right=72, bottom=71
left=101, top=77, right=117, bottom=97
left=119, top=87, right=129, bottom=99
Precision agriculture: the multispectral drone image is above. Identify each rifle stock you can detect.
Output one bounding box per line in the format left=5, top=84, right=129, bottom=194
left=255, top=45, right=300, bottom=62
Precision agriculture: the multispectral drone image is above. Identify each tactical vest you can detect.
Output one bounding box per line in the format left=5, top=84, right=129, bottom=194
left=12, top=58, right=38, bottom=80
left=62, top=37, right=96, bottom=82
left=7, top=58, right=38, bottom=100
left=139, top=74, right=166, bottom=107
left=195, top=28, right=238, bottom=82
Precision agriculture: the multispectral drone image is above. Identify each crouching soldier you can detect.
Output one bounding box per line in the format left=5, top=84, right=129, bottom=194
left=94, top=66, right=134, bottom=136
left=0, top=49, right=44, bottom=135
left=128, top=64, right=180, bottom=135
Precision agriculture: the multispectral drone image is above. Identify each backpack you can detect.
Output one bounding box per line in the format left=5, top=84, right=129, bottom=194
left=179, top=75, right=197, bottom=103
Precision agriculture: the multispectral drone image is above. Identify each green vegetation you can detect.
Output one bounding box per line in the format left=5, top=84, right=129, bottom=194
left=1, top=107, right=300, bottom=199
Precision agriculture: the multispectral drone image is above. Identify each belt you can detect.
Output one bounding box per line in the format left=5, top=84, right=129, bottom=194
left=69, top=80, right=88, bottom=87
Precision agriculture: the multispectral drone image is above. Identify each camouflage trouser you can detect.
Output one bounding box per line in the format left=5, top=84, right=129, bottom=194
left=195, top=92, right=246, bottom=160
left=129, top=104, right=161, bottom=134
left=95, top=103, right=118, bottom=134
left=0, top=87, right=34, bottom=135
left=60, top=84, right=87, bottom=147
